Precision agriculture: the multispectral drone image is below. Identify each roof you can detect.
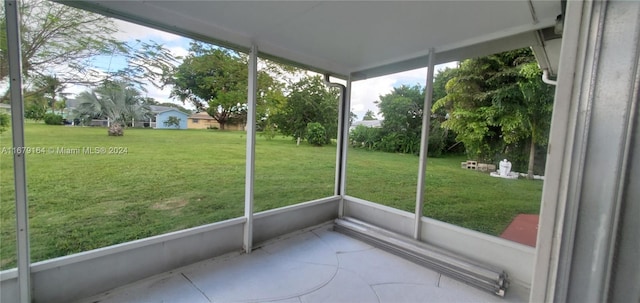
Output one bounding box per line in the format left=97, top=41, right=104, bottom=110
left=188, top=112, right=216, bottom=120
left=352, top=120, right=382, bottom=128
left=149, top=105, right=183, bottom=114
left=61, top=1, right=563, bottom=80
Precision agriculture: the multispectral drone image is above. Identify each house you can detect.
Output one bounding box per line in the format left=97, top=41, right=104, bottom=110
left=186, top=112, right=217, bottom=129
left=187, top=112, right=245, bottom=130
left=349, top=119, right=382, bottom=131
left=0, top=103, right=10, bottom=115
left=150, top=105, right=188, bottom=129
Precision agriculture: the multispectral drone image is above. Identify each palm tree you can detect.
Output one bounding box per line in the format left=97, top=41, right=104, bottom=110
left=75, top=81, right=149, bottom=136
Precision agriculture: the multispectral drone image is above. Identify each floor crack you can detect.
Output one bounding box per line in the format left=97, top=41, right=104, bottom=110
left=181, top=272, right=214, bottom=303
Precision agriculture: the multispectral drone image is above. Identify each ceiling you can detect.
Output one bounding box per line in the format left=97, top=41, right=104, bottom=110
left=61, top=1, right=562, bottom=81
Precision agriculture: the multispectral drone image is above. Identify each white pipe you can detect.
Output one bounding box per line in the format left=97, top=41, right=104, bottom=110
left=324, top=75, right=347, bottom=199
left=542, top=69, right=558, bottom=86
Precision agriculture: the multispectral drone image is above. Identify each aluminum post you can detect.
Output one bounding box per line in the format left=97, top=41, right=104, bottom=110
left=413, top=48, right=435, bottom=240
left=4, top=0, right=31, bottom=302
left=243, top=44, right=258, bottom=253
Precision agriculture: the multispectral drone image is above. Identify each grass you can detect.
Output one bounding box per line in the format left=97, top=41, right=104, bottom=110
left=0, top=123, right=543, bottom=270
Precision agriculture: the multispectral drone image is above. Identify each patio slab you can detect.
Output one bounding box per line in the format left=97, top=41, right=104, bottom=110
left=77, top=224, right=528, bottom=303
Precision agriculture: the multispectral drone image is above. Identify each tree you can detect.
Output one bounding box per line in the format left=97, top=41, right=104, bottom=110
left=167, top=42, right=280, bottom=130
left=518, top=62, right=555, bottom=178
left=23, top=90, right=48, bottom=121
left=306, top=122, right=327, bottom=146
left=433, top=48, right=554, bottom=176
left=272, top=76, right=339, bottom=144
left=376, top=85, right=425, bottom=154
left=0, top=112, right=9, bottom=134
left=33, top=75, right=67, bottom=113
left=74, top=81, right=148, bottom=136
left=362, top=110, right=377, bottom=120
left=0, top=0, right=124, bottom=87
left=163, top=116, right=181, bottom=128
left=350, top=111, right=358, bottom=125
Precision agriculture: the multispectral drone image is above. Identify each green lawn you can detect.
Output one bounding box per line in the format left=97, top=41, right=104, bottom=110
left=0, top=123, right=542, bottom=269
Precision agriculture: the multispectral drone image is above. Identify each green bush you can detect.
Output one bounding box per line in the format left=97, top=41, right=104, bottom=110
left=260, top=123, right=278, bottom=140
left=306, top=122, right=327, bottom=146
left=24, top=104, right=46, bottom=121
left=349, top=125, right=382, bottom=150
left=0, top=112, right=10, bottom=134
left=43, top=113, right=63, bottom=125
left=163, top=116, right=181, bottom=128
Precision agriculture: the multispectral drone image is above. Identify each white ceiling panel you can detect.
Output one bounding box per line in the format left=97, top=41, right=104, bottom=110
left=61, top=0, right=562, bottom=80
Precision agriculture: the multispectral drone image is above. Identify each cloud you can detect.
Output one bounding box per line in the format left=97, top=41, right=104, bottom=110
left=351, top=76, right=396, bottom=120
left=349, top=62, right=457, bottom=120
left=113, top=20, right=183, bottom=42
left=167, top=46, right=189, bottom=59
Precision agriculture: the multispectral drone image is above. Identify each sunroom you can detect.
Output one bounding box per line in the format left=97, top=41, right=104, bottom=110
left=1, top=0, right=638, bottom=302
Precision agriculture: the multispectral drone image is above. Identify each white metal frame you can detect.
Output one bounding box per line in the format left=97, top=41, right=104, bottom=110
left=4, top=1, right=31, bottom=302
left=243, top=44, right=258, bottom=253
left=413, top=48, right=436, bottom=239
left=531, top=0, right=640, bottom=301
left=4, top=1, right=639, bottom=302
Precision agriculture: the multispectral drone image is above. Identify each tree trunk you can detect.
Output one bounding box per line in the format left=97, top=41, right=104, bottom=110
left=219, top=122, right=226, bottom=130
left=108, top=123, right=124, bottom=136
left=527, top=135, right=535, bottom=179
left=297, top=137, right=301, bottom=146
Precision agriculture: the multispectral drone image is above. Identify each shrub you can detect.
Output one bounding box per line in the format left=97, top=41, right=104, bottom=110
left=43, top=113, right=63, bottom=125
left=306, top=122, right=327, bottom=146
left=207, top=125, right=219, bottom=130
left=24, top=104, right=46, bottom=121
left=349, top=125, right=382, bottom=150
left=163, top=116, right=181, bottom=128
left=260, top=123, right=278, bottom=140
left=0, top=112, right=10, bottom=134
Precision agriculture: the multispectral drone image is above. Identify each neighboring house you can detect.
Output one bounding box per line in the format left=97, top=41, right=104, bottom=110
left=0, top=103, right=11, bottom=115
left=350, top=119, right=382, bottom=131
left=187, top=112, right=245, bottom=130
left=152, top=106, right=189, bottom=129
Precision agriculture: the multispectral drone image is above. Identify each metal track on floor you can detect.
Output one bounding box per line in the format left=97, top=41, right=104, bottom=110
left=334, top=217, right=508, bottom=297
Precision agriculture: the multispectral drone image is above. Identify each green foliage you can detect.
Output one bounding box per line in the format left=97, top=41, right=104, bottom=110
left=74, top=81, right=148, bottom=135
left=43, top=113, right=63, bottom=125
left=0, top=0, right=124, bottom=89
left=0, top=112, right=9, bottom=133
left=24, top=97, right=47, bottom=121
left=375, top=85, right=447, bottom=155
left=167, top=42, right=282, bottom=130
left=33, top=75, right=67, bottom=113
left=349, top=84, right=451, bottom=157
left=272, top=76, right=339, bottom=143
left=350, top=125, right=382, bottom=150
left=164, top=116, right=181, bottom=128
left=432, top=48, right=554, bottom=174
left=306, top=122, right=327, bottom=146
left=362, top=109, right=377, bottom=120
left=259, top=123, right=278, bottom=140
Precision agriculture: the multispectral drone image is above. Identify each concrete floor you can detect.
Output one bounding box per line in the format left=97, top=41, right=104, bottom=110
left=77, top=224, right=528, bottom=303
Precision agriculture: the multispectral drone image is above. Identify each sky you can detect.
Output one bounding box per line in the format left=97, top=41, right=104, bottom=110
left=67, top=19, right=457, bottom=120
